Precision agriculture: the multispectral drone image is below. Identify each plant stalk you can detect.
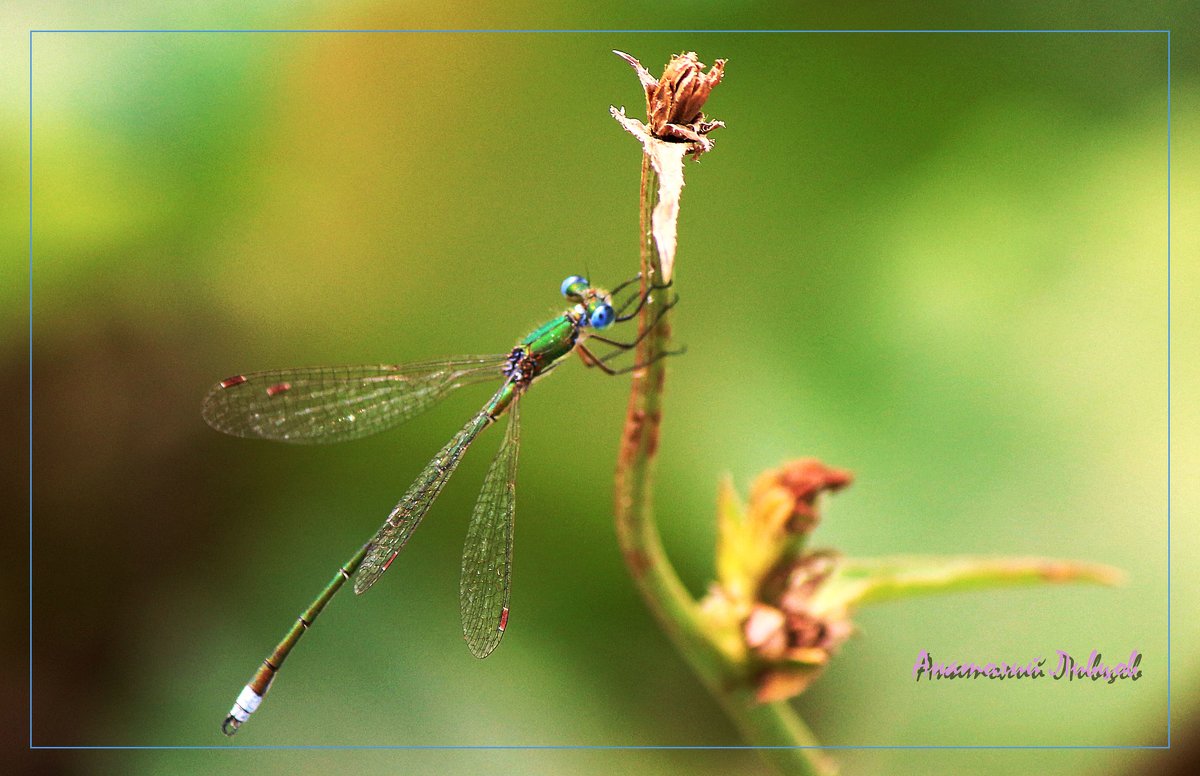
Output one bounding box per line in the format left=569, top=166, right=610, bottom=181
left=613, top=152, right=835, bottom=776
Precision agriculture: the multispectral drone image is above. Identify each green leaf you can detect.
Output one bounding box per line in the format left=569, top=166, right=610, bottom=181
left=811, top=555, right=1125, bottom=614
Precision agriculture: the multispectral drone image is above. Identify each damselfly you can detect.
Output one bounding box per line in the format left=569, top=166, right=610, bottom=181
left=204, top=273, right=674, bottom=735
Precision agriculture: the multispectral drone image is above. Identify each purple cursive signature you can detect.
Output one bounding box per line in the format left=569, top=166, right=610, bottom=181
left=912, top=649, right=1142, bottom=683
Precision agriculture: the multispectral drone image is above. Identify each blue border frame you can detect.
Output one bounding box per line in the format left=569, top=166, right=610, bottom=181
left=25, top=27, right=1171, bottom=748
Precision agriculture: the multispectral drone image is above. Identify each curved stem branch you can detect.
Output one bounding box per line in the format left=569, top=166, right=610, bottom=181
left=612, top=152, right=835, bottom=776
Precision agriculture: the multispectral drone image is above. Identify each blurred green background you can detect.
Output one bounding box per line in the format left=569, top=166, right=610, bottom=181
left=10, top=3, right=1197, bottom=775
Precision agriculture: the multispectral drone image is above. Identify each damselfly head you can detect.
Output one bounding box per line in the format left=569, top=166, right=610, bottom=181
left=562, top=275, right=615, bottom=329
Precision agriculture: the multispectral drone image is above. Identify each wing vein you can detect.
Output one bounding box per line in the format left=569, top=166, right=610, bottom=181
left=460, top=392, right=522, bottom=658
left=352, top=381, right=514, bottom=595
left=201, top=356, right=507, bottom=444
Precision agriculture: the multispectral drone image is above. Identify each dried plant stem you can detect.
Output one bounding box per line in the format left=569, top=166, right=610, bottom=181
left=613, top=153, right=835, bottom=776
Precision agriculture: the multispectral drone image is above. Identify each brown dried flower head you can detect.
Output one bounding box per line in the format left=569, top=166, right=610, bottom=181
left=744, top=553, right=855, bottom=703
left=615, top=50, right=726, bottom=150
left=707, top=460, right=855, bottom=703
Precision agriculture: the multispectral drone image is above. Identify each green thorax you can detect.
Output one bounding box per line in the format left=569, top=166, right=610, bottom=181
left=520, top=312, right=582, bottom=366
left=485, top=309, right=585, bottom=419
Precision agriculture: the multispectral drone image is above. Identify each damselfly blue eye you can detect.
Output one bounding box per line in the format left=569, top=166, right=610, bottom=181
left=561, top=275, right=588, bottom=297
left=589, top=303, right=614, bottom=329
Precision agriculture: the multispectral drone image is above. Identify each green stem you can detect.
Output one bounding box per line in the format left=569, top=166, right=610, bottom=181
left=613, top=152, right=835, bottom=776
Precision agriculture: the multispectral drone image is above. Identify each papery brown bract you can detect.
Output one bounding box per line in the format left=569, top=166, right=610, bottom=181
left=752, top=459, right=854, bottom=535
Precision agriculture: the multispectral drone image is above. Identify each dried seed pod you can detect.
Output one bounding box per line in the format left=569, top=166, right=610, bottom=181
left=614, top=50, right=726, bottom=151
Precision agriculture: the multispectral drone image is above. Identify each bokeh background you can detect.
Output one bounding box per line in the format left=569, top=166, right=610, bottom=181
left=9, top=3, right=1198, bottom=776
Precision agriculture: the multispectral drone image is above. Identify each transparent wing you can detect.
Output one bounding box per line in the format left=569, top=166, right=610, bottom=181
left=353, top=383, right=511, bottom=594
left=201, top=356, right=507, bottom=444
left=460, top=394, right=521, bottom=659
